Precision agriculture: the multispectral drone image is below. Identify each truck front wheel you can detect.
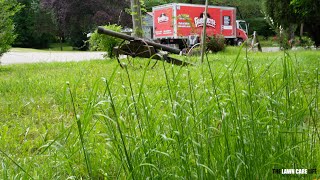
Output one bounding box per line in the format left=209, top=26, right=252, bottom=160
left=236, top=39, right=244, bottom=46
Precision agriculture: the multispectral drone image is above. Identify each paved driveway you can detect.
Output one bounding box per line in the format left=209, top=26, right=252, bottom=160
left=2, top=47, right=313, bottom=65
left=0, top=51, right=105, bottom=65
left=0, top=48, right=276, bottom=65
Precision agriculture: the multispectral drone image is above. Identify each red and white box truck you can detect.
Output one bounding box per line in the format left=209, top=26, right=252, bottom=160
left=152, top=3, right=248, bottom=49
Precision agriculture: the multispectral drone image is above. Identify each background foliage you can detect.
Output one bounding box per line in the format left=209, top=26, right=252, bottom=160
left=41, top=0, right=132, bottom=50
left=89, top=24, right=122, bottom=58
left=13, top=0, right=55, bottom=48
left=11, top=0, right=132, bottom=50
left=206, top=34, right=225, bottom=53
left=5, top=0, right=320, bottom=50
left=264, top=0, right=320, bottom=46
left=0, top=0, right=21, bottom=57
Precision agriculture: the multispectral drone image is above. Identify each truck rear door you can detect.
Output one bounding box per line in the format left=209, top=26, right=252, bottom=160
left=221, top=8, right=236, bottom=38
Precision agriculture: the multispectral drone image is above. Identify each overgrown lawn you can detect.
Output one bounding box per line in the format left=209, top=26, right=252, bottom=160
left=0, top=47, right=319, bottom=179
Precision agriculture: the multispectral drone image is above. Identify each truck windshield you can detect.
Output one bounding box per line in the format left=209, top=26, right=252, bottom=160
left=238, top=21, right=247, bottom=34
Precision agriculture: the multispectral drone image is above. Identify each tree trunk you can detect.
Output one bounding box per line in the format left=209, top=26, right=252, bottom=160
left=300, top=23, right=304, bottom=38
left=59, top=37, right=63, bottom=51
left=130, top=0, right=143, bottom=38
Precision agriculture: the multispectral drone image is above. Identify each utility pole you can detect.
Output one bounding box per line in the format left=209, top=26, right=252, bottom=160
left=130, top=0, right=143, bottom=38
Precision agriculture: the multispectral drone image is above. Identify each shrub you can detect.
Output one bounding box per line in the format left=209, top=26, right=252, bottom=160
left=89, top=24, right=122, bottom=58
left=296, top=36, right=315, bottom=49
left=206, top=34, right=225, bottom=53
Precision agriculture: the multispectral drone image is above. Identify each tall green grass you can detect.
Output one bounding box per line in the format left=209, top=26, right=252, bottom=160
left=0, top=47, right=319, bottom=179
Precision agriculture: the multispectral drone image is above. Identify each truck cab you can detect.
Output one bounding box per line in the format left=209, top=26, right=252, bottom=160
left=235, top=20, right=248, bottom=45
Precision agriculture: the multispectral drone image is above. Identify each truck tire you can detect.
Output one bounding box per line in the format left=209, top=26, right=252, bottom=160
left=236, top=39, right=244, bottom=46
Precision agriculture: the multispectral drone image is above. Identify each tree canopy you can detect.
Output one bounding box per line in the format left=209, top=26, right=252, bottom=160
left=41, top=0, right=132, bottom=49
left=13, top=0, right=55, bottom=48
left=0, top=0, right=21, bottom=57
left=264, top=0, right=320, bottom=46
left=9, top=0, right=319, bottom=48
left=290, top=0, right=320, bottom=46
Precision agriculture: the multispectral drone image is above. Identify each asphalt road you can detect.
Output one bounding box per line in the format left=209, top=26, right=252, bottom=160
left=0, top=51, right=105, bottom=65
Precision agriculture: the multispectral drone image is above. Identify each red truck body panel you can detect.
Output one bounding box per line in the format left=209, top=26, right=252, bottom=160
left=153, top=6, right=174, bottom=37
left=153, top=3, right=241, bottom=40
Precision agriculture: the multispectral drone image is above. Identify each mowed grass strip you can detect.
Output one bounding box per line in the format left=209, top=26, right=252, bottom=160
left=0, top=47, right=319, bottom=179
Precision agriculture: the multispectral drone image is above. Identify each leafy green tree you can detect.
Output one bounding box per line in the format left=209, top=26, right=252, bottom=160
left=290, top=0, right=320, bottom=46
left=0, top=0, right=21, bottom=57
left=264, top=0, right=320, bottom=46
left=42, top=0, right=132, bottom=50
left=264, top=0, right=297, bottom=28
left=13, top=0, right=55, bottom=48
left=263, top=0, right=299, bottom=48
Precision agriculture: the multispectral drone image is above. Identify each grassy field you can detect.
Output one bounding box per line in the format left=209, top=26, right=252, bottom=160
left=0, top=47, right=319, bottom=179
